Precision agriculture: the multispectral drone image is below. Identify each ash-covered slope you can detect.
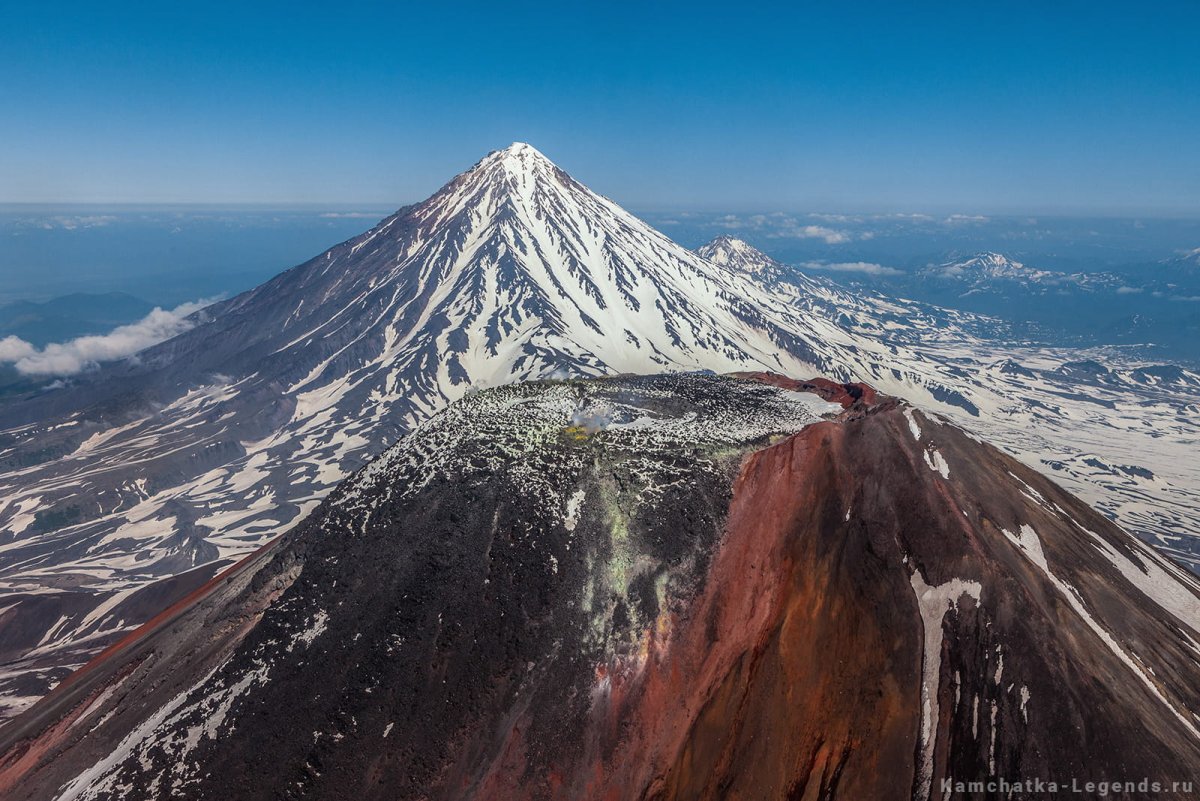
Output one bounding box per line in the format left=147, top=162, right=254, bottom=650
left=4, top=373, right=1200, bottom=801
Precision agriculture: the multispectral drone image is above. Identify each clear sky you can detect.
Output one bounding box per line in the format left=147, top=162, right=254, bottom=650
left=3, top=1, right=1198, bottom=214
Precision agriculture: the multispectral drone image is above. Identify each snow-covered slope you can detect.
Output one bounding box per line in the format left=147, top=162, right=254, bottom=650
left=1159, top=247, right=1200, bottom=284
left=927, top=252, right=1041, bottom=281
left=1, top=146, right=1199, bottom=724
left=921, top=251, right=1118, bottom=290
left=1170, top=247, right=1200, bottom=268
left=694, top=235, right=786, bottom=280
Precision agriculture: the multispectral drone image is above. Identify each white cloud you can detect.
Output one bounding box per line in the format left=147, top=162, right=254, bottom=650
left=807, top=213, right=863, bottom=224
left=1115, top=286, right=1143, bottom=295
left=0, top=336, right=37, bottom=362
left=35, top=215, right=119, bottom=231
left=319, top=212, right=385, bottom=219
left=943, top=214, right=990, bottom=225
left=773, top=225, right=852, bottom=244
left=800, top=260, right=904, bottom=276
left=0, top=299, right=215, bottom=377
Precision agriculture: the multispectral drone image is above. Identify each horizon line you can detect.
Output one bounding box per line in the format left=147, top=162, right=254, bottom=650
left=1, top=201, right=1198, bottom=221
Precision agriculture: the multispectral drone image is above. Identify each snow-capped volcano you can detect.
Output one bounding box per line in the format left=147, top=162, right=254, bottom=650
left=1162, top=247, right=1200, bottom=274
left=924, top=251, right=1121, bottom=291
left=1175, top=247, right=1200, bottom=266
left=927, top=252, right=1037, bottom=280
left=695, top=235, right=785, bottom=280
left=919, top=252, right=1136, bottom=300
left=255, top=141, right=820, bottom=392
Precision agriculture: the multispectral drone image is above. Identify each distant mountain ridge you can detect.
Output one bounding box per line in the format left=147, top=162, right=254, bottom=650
left=0, top=293, right=153, bottom=348
left=921, top=251, right=1120, bottom=290
left=1169, top=247, right=1200, bottom=267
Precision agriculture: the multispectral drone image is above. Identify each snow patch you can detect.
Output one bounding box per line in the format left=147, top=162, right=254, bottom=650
left=910, top=568, right=983, bottom=801
left=923, top=448, right=950, bottom=479
left=288, top=609, right=329, bottom=652
left=1003, top=524, right=1049, bottom=573
left=904, top=407, right=922, bottom=441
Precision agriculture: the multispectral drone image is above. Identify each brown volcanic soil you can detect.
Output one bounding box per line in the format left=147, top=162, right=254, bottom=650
left=0, top=538, right=298, bottom=799
left=730, top=371, right=879, bottom=409
left=580, top=413, right=922, bottom=800
left=3, top=374, right=1200, bottom=800
left=454, top=394, right=1200, bottom=799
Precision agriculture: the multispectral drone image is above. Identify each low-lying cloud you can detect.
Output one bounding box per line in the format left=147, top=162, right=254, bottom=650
left=0, top=299, right=215, bottom=377
left=775, top=225, right=852, bottom=244
left=23, top=215, right=120, bottom=231
left=800, top=260, right=904, bottom=277
left=700, top=212, right=874, bottom=244
left=0, top=336, right=38, bottom=362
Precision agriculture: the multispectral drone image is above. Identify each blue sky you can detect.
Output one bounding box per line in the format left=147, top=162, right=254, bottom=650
left=3, top=1, right=1198, bottom=213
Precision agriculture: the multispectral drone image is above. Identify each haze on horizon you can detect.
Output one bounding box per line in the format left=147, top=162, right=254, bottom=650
left=2, top=2, right=1198, bottom=216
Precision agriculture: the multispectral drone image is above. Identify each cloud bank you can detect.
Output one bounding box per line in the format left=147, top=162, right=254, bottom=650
left=775, top=225, right=852, bottom=244
left=700, top=213, right=859, bottom=244
left=800, top=260, right=904, bottom=276
left=0, top=299, right=214, bottom=377
left=0, top=336, right=38, bottom=362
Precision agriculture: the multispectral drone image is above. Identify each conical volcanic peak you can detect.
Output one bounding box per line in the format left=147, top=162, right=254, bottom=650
left=490, top=141, right=554, bottom=172
left=288, top=141, right=823, bottom=401
left=451, top=141, right=567, bottom=196
left=407, top=141, right=589, bottom=233
left=696, top=235, right=785, bottom=279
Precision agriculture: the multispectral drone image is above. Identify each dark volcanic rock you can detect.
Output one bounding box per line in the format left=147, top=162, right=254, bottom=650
left=3, top=373, right=1200, bottom=800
